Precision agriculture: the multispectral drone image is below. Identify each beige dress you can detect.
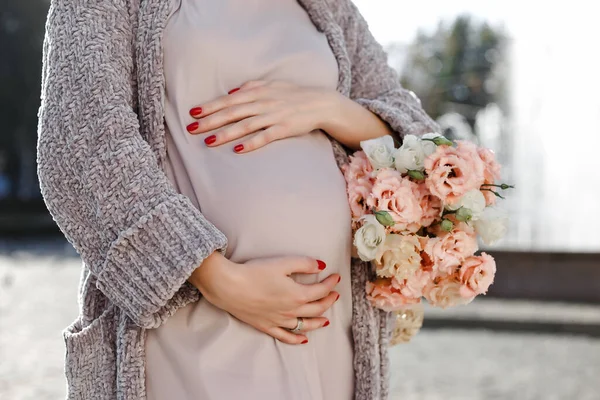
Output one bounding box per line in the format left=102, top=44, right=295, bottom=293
left=144, top=0, right=354, bottom=398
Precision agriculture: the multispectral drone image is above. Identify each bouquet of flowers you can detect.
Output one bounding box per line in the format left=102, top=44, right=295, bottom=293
left=342, top=133, right=512, bottom=316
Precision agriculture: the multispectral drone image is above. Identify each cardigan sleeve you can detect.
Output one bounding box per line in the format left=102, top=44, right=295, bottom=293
left=334, top=0, right=442, bottom=142
left=37, top=0, right=228, bottom=329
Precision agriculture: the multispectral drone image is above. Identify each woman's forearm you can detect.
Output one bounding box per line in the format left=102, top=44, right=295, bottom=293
left=317, top=91, right=396, bottom=151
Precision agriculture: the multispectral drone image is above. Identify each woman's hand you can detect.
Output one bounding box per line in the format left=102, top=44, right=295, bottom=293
left=188, top=250, right=340, bottom=345
left=186, top=79, right=396, bottom=153
left=186, top=80, right=339, bottom=153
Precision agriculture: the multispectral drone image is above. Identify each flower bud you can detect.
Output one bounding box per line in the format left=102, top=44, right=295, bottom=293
left=432, top=136, right=453, bottom=146
left=440, top=219, right=454, bottom=232
left=374, top=210, right=396, bottom=227
left=455, top=207, right=473, bottom=222
left=407, top=170, right=425, bottom=180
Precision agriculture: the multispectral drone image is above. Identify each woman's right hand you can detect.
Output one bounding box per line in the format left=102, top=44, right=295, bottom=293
left=188, top=251, right=341, bottom=344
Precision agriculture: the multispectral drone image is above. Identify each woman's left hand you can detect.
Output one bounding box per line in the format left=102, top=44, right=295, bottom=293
left=186, top=80, right=338, bottom=153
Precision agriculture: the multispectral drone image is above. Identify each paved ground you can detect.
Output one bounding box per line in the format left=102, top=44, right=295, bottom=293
left=1, top=251, right=599, bottom=400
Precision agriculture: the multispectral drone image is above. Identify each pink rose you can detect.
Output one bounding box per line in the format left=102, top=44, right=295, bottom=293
left=423, top=228, right=478, bottom=276
left=393, top=269, right=432, bottom=299
left=423, top=277, right=475, bottom=309
left=458, top=252, right=496, bottom=297
left=366, top=278, right=421, bottom=311
left=477, top=147, right=501, bottom=206
left=366, top=168, right=422, bottom=233
left=424, top=141, right=485, bottom=205
left=415, top=182, right=443, bottom=227
left=344, top=151, right=374, bottom=183
left=347, top=178, right=373, bottom=219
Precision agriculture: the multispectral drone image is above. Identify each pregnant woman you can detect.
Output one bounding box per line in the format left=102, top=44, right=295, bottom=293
left=37, top=0, right=439, bottom=399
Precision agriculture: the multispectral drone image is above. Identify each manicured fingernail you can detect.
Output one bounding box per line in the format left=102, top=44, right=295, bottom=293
left=301, top=339, right=308, bottom=344
left=337, top=276, right=341, bottom=283
left=204, top=135, right=216, bottom=145
left=323, top=320, right=330, bottom=327
left=228, top=88, right=240, bottom=94
left=234, top=144, right=244, bottom=153
left=189, top=107, right=203, bottom=117
left=317, top=260, right=326, bottom=270
left=186, top=122, right=199, bottom=132
left=335, top=293, right=340, bottom=301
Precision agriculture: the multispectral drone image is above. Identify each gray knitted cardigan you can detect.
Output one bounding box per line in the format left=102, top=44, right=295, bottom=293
left=37, top=0, right=440, bottom=398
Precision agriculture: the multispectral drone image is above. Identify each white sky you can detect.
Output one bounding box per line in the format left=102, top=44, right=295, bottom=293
left=352, top=0, right=512, bottom=45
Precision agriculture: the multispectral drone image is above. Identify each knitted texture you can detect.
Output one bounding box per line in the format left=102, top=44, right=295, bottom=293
left=37, top=0, right=440, bottom=399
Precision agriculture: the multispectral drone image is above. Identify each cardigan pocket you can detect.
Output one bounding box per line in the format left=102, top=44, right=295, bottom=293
left=63, top=305, right=118, bottom=399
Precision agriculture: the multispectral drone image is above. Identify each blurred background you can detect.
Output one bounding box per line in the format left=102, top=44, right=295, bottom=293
left=1, top=0, right=599, bottom=399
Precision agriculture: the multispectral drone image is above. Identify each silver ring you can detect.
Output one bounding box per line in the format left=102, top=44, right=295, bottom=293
left=289, top=317, right=304, bottom=334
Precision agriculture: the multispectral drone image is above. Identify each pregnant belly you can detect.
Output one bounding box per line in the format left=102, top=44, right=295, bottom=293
left=172, top=130, right=352, bottom=266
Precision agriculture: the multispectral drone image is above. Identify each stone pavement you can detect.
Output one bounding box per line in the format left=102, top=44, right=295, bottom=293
left=1, top=253, right=599, bottom=400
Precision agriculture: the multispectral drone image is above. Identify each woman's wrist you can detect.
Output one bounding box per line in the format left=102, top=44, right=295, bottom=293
left=316, top=90, right=395, bottom=151
left=188, top=250, right=241, bottom=302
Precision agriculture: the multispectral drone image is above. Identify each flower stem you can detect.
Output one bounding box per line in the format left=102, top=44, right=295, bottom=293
left=481, top=188, right=506, bottom=199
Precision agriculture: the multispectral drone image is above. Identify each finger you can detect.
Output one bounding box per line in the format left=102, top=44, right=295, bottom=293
left=233, top=124, right=287, bottom=153
left=192, top=82, right=267, bottom=119
left=295, top=291, right=340, bottom=318
left=207, top=114, right=274, bottom=147
left=268, top=327, right=308, bottom=345
left=190, top=103, right=270, bottom=135
left=298, top=273, right=341, bottom=303
left=283, top=256, right=328, bottom=275
left=239, top=80, right=268, bottom=91
left=281, top=316, right=329, bottom=333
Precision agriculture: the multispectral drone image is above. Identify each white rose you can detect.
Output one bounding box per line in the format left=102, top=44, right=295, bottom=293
left=353, top=215, right=387, bottom=261
left=446, top=189, right=486, bottom=220
left=421, top=132, right=443, bottom=156
left=474, top=207, right=509, bottom=245
left=393, top=135, right=426, bottom=173
left=360, top=135, right=395, bottom=170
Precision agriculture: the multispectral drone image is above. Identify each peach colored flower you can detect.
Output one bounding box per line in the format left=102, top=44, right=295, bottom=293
left=415, top=182, right=443, bottom=227
left=477, top=147, right=501, bottom=206
left=366, top=278, right=421, bottom=311
left=478, top=147, right=501, bottom=183
left=423, top=277, right=475, bottom=309
left=374, top=234, right=423, bottom=280
left=393, top=269, right=432, bottom=299
left=424, top=141, right=485, bottom=205
left=366, top=168, right=422, bottom=233
left=347, top=178, right=373, bottom=219
left=423, top=228, right=478, bottom=276
left=343, top=150, right=374, bottom=183
left=458, top=252, right=496, bottom=297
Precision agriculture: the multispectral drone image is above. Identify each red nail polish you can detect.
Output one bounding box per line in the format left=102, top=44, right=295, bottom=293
left=234, top=144, right=244, bottom=153
left=186, top=122, right=199, bottom=132
left=189, top=107, right=203, bottom=117
left=337, top=276, right=341, bottom=283
left=323, top=320, right=330, bottom=327
left=335, top=293, right=340, bottom=301
left=317, top=260, right=326, bottom=270
left=228, top=88, right=240, bottom=94
left=204, top=135, right=216, bottom=145
left=301, top=339, right=308, bottom=344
